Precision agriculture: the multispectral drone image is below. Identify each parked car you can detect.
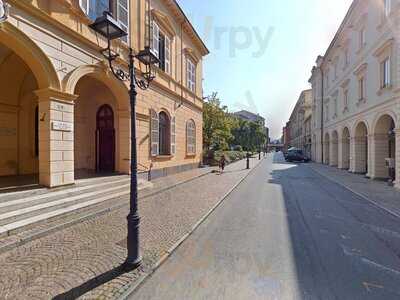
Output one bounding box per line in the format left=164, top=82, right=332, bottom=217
left=285, top=148, right=310, bottom=162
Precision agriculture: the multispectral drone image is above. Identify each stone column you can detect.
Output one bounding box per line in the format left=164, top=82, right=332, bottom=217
left=330, top=139, right=338, bottom=167
left=118, top=109, right=131, bottom=174
left=35, top=89, right=77, bottom=188
left=366, top=134, right=373, bottom=178
left=370, top=133, right=389, bottom=180
left=395, top=129, right=400, bottom=189
left=338, top=138, right=344, bottom=169
left=349, top=137, right=355, bottom=172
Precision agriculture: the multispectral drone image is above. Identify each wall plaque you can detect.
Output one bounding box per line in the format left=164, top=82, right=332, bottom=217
left=52, top=121, right=73, bottom=132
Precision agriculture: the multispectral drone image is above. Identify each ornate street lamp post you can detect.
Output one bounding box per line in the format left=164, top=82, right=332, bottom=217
left=90, top=12, right=159, bottom=269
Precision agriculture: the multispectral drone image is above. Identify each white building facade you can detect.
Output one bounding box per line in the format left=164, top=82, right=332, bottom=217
left=310, top=0, right=400, bottom=188
left=287, top=90, right=312, bottom=153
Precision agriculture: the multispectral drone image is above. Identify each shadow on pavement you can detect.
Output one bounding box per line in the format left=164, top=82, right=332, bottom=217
left=267, top=152, right=400, bottom=299
left=52, top=264, right=131, bottom=300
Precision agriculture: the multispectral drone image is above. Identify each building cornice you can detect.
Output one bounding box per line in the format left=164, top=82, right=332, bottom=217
left=321, top=0, right=359, bottom=67
left=162, top=0, right=209, bottom=56
left=34, top=88, right=78, bottom=103
left=150, top=80, right=203, bottom=113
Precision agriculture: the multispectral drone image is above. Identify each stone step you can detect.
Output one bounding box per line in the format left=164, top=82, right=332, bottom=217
left=0, top=183, right=131, bottom=225
left=0, top=178, right=130, bottom=209
left=0, top=190, right=131, bottom=237
left=0, top=176, right=152, bottom=238
left=0, top=174, right=130, bottom=202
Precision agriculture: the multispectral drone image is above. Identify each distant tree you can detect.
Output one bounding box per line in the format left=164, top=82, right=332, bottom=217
left=203, top=92, right=267, bottom=152
left=231, top=118, right=266, bottom=151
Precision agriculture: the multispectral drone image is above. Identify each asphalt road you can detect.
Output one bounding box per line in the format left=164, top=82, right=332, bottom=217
left=129, top=153, right=400, bottom=300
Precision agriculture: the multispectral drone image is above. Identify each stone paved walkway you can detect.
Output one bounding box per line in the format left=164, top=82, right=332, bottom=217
left=0, top=157, right=261, bottom=300
left=0, top=166, right=212, bottom=253
left=309, top=163, right=400, bottom=216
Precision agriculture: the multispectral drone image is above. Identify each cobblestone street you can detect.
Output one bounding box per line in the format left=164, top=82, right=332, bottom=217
left=0, top=157, right=260, bottom=299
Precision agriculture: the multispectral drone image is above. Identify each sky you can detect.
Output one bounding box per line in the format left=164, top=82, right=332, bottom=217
left=176, top=0, right=353, bottom=140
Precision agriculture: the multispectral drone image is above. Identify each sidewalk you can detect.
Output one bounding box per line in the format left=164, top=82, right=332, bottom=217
left=0, top=156, right=262, bottom=300
left=0, top=166, right=213, bottom=254
left=309, top=163, right=400, bottom=217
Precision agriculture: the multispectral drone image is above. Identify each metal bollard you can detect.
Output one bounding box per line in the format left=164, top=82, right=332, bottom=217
left=246, top=152, right=250, bottom=169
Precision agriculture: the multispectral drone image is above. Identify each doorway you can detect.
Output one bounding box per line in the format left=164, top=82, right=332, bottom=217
left=96, top=104, right=115, bottom=173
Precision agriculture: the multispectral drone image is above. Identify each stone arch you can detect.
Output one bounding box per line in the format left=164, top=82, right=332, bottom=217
left=353, top=121, right=369, bottom=174
left=158, top=107, right=172, bottom=120
left=0, top=22, right=60, bottom=90
left=63, top=64, right=129, bottom=110
left=352, top=119, right=370, bottom=139
left=371, top=113, right=397, bottom=180
left=372, top=111, right=398, bottom=134
left=71, top=67, right=130, bottom=177
left=0, top=23, right=62, bottom=181
left=331, top=130, right=339, bottom=166
left=340, top=127, right=351, bottom=170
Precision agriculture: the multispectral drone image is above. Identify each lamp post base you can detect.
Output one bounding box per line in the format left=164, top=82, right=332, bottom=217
left=125, top=213, right=142, bottom=270
left=124, top=256, right=142, bottom=271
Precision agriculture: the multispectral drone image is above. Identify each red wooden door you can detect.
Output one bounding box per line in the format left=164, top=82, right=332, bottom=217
left=96, top=105, right=115, bottom=173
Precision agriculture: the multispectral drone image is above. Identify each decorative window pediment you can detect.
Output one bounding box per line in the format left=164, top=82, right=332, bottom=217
left=183, top=47, right=200, bottom=63
left=373, top=38, right=394, bottom=57
left=353, top=63, right=368, bottom=77
left=151, top=9, right=176, bottom=37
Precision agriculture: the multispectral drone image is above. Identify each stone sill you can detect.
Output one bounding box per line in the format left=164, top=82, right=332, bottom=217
left=377, top=85, right=392, bottom=96
left=356, top=98, right=367, bottom=107
left=152, top=155, right=173, bottom=161
left=156, top=67, right=174, bottom=81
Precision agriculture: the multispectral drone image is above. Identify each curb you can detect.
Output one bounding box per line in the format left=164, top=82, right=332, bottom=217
left=117, top=158, right=264, bottom=300
left=309, top=164, right=400, bottom=220
left=0, top=169, right=215, bottom=255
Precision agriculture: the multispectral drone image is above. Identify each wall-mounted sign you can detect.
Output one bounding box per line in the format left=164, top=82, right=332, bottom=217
left=0, top=1, right=9, bottom=24
left=52, top=121, right=73, bottom=132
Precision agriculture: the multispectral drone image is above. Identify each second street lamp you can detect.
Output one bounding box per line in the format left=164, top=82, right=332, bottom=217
left=90, top=12, right=159, bottom=269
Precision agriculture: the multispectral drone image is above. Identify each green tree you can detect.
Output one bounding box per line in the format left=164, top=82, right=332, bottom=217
left=203, top=93, right=233, bottom=151
left=231, top=118, right=266, bottom=152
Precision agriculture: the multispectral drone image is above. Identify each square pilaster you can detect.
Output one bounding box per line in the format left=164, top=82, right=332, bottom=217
left=395, top=129, right=400, bottom=189
left=35, top=89, right=77, bottom=188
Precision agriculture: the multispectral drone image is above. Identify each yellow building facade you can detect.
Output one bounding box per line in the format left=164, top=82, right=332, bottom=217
left=0, top=0, right=208, bottom=187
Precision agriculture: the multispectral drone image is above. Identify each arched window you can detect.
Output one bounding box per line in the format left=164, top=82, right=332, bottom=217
left=186, top=119, right=196, bottom=155
left=159, top=111, right=170, bottom=155
left=150, top=109, right=175, bottom=157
